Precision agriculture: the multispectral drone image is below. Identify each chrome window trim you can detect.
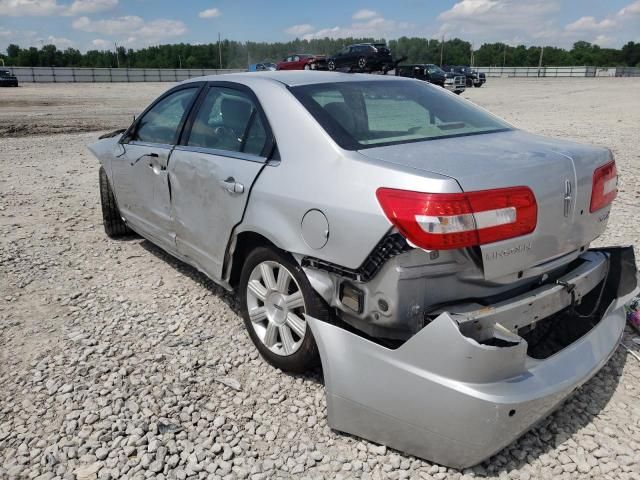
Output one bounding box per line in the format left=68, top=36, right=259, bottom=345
left=173, top=145, right=267, bottom=164
left=128, top=141, right=173, bottom=150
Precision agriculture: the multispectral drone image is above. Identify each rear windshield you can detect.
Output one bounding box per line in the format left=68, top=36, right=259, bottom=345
left=291, top=80, right=511, bottom=150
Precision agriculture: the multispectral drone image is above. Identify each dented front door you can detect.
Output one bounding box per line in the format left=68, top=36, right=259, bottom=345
left=168, top=84, right=272, bottom=280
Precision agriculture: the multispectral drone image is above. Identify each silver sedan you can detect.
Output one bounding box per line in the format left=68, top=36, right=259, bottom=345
left=89, top=71, right=637, bottom=468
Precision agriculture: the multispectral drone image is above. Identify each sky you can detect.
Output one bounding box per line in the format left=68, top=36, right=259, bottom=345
left=1, top=0, right=639, bottom=53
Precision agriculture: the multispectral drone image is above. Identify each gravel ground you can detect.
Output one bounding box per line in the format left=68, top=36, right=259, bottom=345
left=1, top=78, right=639, bottom=480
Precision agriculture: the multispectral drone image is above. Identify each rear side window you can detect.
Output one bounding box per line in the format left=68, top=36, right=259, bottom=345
left=135, top=88, right=198, bottom=145
left=186, top=86, right=267, bottom=156
left=291, top=80, right=511, bottom=150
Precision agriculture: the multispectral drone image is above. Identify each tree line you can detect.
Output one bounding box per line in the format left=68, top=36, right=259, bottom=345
left=2, top=37, right=639, bottom=69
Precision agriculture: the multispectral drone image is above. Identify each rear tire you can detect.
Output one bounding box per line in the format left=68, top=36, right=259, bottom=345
left=304, top=64, right=311, bottom=70
left=327, top=60, right=336, bottom=71
left=239, top=247, right=331, bottom=373
left=357, top=57, right=367, bottom=71
left=99, top=167, right=131, bottom=238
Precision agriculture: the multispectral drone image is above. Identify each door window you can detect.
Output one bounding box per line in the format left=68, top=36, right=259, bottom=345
left=187, top=87, right=268, bottom=156
left=134, top=88, right=198, bottom=145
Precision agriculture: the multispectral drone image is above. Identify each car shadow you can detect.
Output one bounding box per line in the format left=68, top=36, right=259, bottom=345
left=138, top=238, right=239, bottom=313
left=137, top=239, right=325, bottom=386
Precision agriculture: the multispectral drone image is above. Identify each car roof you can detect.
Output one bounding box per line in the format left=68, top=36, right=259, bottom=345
left=183, top=71, right=413, bottom=87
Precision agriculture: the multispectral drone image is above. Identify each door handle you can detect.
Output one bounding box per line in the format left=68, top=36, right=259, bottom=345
left=220, top=177, right=244, bottom=194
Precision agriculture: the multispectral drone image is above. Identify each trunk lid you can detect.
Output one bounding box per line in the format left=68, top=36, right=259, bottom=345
left=359, top=130, right=613, bottom=280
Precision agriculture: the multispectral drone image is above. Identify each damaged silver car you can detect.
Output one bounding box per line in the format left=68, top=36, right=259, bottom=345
left=89, top=71, right=638, bottom=468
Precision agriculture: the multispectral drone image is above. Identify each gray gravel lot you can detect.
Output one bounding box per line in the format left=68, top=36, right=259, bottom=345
left=1, top=78, right=639, bottom=480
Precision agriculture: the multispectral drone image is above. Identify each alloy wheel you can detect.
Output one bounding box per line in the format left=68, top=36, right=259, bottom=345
left=246, top=261, right=307, bottom=356
left=358, top=57, right=367, bottom=69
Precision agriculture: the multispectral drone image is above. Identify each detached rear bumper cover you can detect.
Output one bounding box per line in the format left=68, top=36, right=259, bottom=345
left=307, top=247, right=638, bottom=469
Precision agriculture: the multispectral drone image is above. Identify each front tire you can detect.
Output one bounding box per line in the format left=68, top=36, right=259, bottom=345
left=304, top=64, right=311, bottom=70
left=239, top=247, right=331, bottom=372
left=99, top=167, right=131, bottom=238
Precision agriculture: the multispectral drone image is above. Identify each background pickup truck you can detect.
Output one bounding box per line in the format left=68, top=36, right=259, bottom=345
left=395, top=64, right=466, bottom=94
left=443, top=65, right=486, bottom=87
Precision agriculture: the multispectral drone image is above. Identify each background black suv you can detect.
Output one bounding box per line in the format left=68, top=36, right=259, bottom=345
left=327, top=43, right=394, bottom=73
left=0, top=69, right=19, bottom=87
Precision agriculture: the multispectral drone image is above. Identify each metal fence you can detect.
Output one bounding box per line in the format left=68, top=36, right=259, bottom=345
left=476, top=66, right=640, bottom=78
left=4, top=65, right=640, bottom=82
left=3, top=66, right=244, bottom=83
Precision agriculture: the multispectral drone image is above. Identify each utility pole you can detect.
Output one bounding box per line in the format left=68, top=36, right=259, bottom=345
left=470, top=42, right=474, bottom=67
left=537, top=45, right=544, bottom=77
left=503, top=43, right=507, bottom=68
left=114, top=42, right=120, bottom=68
left=439, top=34, right=444, bottom=67
left=218, top=33, right=222, bottom=69
left=178, top=55, right=182, bottom=69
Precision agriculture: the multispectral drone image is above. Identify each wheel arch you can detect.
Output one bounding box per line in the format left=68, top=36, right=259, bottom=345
left=226, top=230, right=282, bottom=290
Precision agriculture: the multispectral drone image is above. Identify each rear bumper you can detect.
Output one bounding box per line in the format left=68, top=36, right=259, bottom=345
left=307, top=246, right=637, bottom=469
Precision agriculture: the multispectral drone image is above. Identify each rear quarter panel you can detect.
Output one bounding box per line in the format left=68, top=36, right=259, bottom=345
left=237, top=79, right=462, bottom=269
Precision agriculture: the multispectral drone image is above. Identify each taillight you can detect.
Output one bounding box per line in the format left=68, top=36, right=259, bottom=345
left=590, top=160, right=617, bottom=213
left=376, top=186, right=537, bottom=250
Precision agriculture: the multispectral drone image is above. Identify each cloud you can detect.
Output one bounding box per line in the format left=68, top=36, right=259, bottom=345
left=0, top=0, right=117, bottom=16
left=352, top=9, right=378, bottom=20
left=0, top=0, right=63, bottom=16
left=198, top=7, right=220, bottom=19
left=284, top=24, right=314, bottom=36
left=73, top=15, right=187, bottom=47
left=565, top=16, right=616, bottom=32
left=0, top=27, right=74, bottom=50
left=436, top=0, right=637, bottom=47
left=46, top=35, right=74, bottom=47
left=618, top=0, right=640, bottom=17
left=594, top=34, right=614, bottom=46
left=301, top=10, right=414, bottom=40
left=561, top=2, right=640, bottom=46
left=91, top=38, right=110, bottom=48
left=66, top=0, right=117, bottom=15
left=437, top=0, right=561, bottom=44
left=439, top=0, right=500, bottom=21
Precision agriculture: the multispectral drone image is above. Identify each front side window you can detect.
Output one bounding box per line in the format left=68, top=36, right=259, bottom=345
left=187, top=86, right=268, bottom=156
left=134, top=88, right=197, bottom=144
left=291, top=80, right=511, bottom=150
